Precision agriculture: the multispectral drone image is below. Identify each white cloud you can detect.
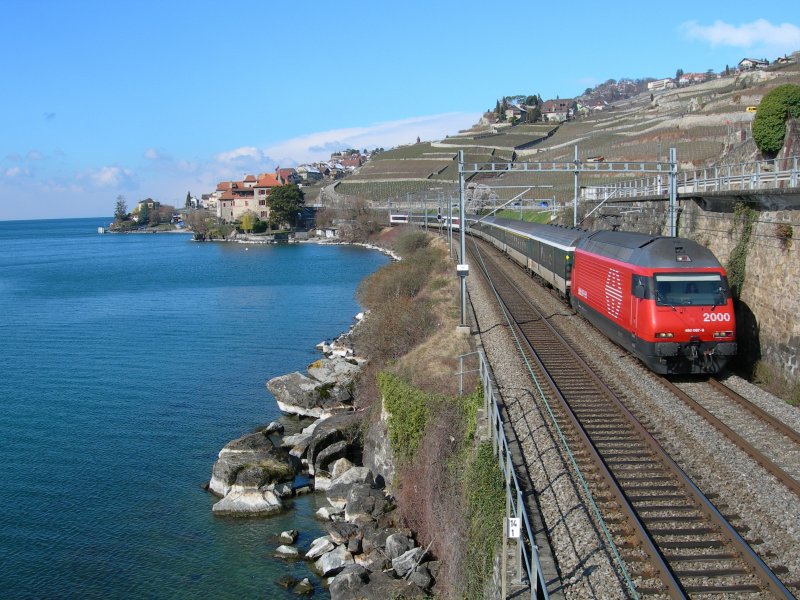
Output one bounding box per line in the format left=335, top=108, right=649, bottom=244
left=214, top=146, right=264, bottom=164
left=263, top=112, right=481, bottom=165
left=4, top=166, right=23, bottom=178
left=27, top=150, right=44, bottom=161
left=80, top=166, right=138, bottom=189
left=680, top=19, right=800, bottom=55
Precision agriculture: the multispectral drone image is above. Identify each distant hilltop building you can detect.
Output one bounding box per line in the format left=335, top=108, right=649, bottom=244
left=678, top=72, right=714, bottom=86
left=504, top=104, right=527, bottom=121
left=541, top=99, right=576, bottom=122
left=738, top=57, right=769, bottom=71
left=647, top=78, right=675, bottom=92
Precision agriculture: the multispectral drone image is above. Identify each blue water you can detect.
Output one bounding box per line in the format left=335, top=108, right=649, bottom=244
left=0, top=218, right=388, bottom=599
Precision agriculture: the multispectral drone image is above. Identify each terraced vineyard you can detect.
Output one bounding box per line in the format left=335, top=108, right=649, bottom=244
left=329, top=59, right=800, bottom=209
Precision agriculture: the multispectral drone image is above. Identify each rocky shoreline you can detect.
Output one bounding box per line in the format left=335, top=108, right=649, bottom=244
left=206, top=315, right=434, bottom=598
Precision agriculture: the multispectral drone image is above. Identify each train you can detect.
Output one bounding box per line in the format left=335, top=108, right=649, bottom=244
left=469, top=216, right=737, bottom=374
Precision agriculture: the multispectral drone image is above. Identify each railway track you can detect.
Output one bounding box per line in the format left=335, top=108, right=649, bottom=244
left=663, top=378, right=800, bottom=498
left=468, top=237, right=795, bottom=598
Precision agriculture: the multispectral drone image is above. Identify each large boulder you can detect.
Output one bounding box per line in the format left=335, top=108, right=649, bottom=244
left=326, top=521, right=360, bottom=545
left=326, top=467, right=374, bottom=509
left=293, top=578, right=313, bottom=595
left=409, top=565, right=433, bottom=589
left=344, top=484, right=391, bottom=523
left=328, top=564, right=369, bottom=600
left=262, top=421, right=284, bottom=435
left=211, top=489, right=282, bottom=516
left=330, top=457, right=356, bottom=479
left=281, top=421, right=318, bottom=459
left=361, top=525, right=404, bottom=555
left=315, top=544, right=354, bottom=577
left=306, top=413, right=363, bottom=476
left=278, top=529, right=298, bottom=544
left=314, top=440, right=349, bottom=476
left=307, top=356, right=360, bottom=387
left=267, top=371, right=351, bottom=418
left=385, top=532, right=414, bottom=560
left=315, top=504, right=345, bottom=521
left=392, top=547, right=426, bottom=578
left=354, top=549, right=390, bottom=572
left=305, top=536, right=335, bottom=560
left=209, top=432, right=295, bottom=497
left=275, top=544, right=300, bottom=558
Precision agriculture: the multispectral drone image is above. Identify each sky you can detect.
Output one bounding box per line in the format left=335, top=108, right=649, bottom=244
left=1, top=1, right=799, bottom=220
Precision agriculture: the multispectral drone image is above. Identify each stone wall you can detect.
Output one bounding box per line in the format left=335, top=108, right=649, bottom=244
left=587, top=196, right=799, bottom=385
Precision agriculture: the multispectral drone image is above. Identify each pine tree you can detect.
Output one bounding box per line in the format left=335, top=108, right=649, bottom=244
left=185, top=191, right=192, bottom=209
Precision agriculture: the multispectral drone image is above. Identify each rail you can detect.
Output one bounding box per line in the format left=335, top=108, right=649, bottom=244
left=458, top=350, right=550, bottom=600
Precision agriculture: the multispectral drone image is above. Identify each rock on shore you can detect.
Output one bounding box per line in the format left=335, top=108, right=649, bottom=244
left=208, top=430, right=296, bottom=516
left=266, top=355, right=361, bottom=418
left=207, top=309, right=435, bottom=596
left=308, top=466, right=434, bottom=599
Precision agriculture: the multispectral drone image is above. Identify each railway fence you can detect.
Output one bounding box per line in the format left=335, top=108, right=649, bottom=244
left=458, top=350, right=550, bottom=600
left=590, top=154, right=800, bottom=199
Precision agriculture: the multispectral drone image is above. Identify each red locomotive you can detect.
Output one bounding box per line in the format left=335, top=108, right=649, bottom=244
left=470, top=217, right=737, bottom=374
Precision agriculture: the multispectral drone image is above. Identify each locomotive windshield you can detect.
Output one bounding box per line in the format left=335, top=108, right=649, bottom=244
left=654, top=273, right=728, bottom=307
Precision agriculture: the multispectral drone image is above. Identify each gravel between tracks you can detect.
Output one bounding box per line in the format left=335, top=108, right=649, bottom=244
left=466, top=249, right=634, bottom=599
left=466, top=239, right=800, bottom=597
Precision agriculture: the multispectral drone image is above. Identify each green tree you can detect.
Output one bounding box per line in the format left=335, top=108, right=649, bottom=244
left=676, top=68, right=684, bottom=79
left=114, top=195, right=127, bottom=221
left=185, top=191, right=192, bottom=209
left=240, top=211, right=258, bottom=233
left=138, top=203, right=149, bottom=225
left=752, top=84, right=800, bottom=155
left=268, top=184, right=305, bottom=229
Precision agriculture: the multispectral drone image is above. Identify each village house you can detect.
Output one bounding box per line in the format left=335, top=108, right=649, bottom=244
left=339, top=154, right=364, bottom=170
left=647, top=78, right=675, bottom=92
left=275, top=167, right=301, bottom=185
left=738, top=58, right=769, bottom=71
left=131, top=198, right=160, bottom=221
left=678, top=72, right=713, bottom=86
left=296, top=165, right=323, bottom=182
left=253, top=173, right=280, bottom=220
left=504, top=104, right=527, bottom=122
left=541, top=99, right=576, bottom=122
left=215, top=173, right=280, bottom=223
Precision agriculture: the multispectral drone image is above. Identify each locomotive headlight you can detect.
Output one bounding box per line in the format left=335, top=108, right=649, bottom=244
left=714, top=331, right=734, bottom=338
left=655, top=332, right=674, bottom=338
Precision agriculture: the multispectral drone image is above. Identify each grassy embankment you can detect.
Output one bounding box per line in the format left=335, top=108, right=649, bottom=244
left=352, top=228, right=506, bottom=598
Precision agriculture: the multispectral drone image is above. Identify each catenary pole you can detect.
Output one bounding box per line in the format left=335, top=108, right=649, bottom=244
left=669, top=147, right=677, bottom=236
left=458, top=150, right=467, bottom=329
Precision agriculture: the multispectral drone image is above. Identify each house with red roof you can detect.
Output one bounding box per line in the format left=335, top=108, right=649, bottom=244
left=541, top=99, right=576, bottom=122
left=275, top=167, right=301, bottom=185
left=213, top=173, right=284, bottom=223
